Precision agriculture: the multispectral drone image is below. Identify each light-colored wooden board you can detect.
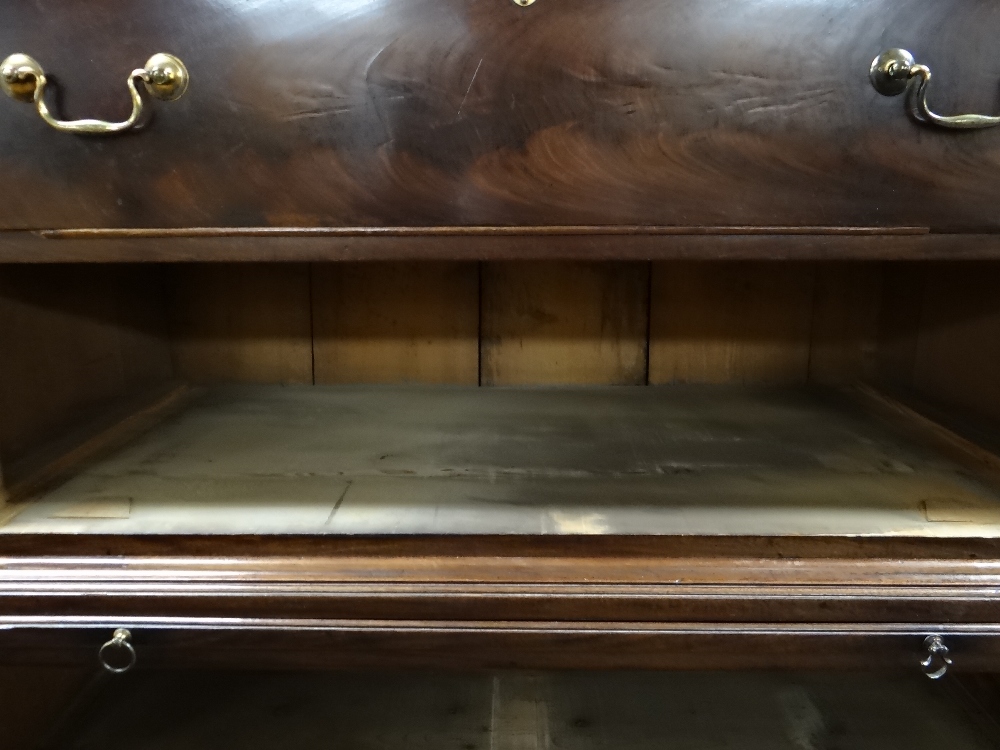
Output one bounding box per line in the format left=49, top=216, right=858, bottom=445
left=649, top=262, right=815, bottom=384
left=808, top=263, right=882, bottom=385
left=167, top=264, right=312, bottom=384
left=312, top=262, right=479, bottom=384
left=481, top=262, right=648, bottom=386
left=57, top=670, right=995, bottom=750
left=0, top=265, right=172, bottom=471
left=913, top=262, right=1000, bottom=422
left=7, top=385, right=1000, bottom=537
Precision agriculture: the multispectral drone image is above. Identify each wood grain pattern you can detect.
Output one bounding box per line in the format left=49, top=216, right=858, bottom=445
left=481, top=262, right=648, bottom=385
left=913, top=263, right=1000, bottom=422
left=313, top=263, right=479, bottom=384
left=167, top=264, right=312, bottom=384
left=0, top=266, right=171, bottom=475
left=648, top=262, right=815, bottom=384
left=808, top=264, right=882, bottom=385
left=2, top=1, right=1000, bottom=232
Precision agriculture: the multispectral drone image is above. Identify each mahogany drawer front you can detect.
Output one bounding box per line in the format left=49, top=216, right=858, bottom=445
left=2, top=621, right=1000, bottom=672
left=4, top=624, right=998, bottom=750
left=6, top=538, right=1000, bottom=627
left=1, top=0, right=1000, bottom=232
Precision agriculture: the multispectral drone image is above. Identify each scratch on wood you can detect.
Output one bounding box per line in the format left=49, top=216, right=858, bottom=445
left=283, top=107, right=356, bottom=122
left=458, top=58, right=484, bottom=117
left=324, top=481, right=354, bottom=525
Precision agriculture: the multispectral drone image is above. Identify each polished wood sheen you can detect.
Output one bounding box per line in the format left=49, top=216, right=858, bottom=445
left=12, top=230, right=1000, bottom=263
left=2, top=0, right=1000, bottom=231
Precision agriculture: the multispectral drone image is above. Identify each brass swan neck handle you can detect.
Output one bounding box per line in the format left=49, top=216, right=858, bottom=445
left=1, top=53, right=188, bottom=135
left=871, top=48, right=1000, bottom=130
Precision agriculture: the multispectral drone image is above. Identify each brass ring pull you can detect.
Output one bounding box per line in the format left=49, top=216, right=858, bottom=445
left=920, top=635, right=953, bottom=680
left=0, top=53, right=188, bottom=135
left=98, top=628, right=137, bottom=674
left=871, top=48, right=1000, bottom=130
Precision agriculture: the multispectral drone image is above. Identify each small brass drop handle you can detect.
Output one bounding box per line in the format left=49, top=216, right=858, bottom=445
left=920, top=635, right=953, bottom=680
left=871, top=48, right=1000, bottom=130
left=0, top=53, right=188, bottom=135
left=98, top=628, right=137, bottom=674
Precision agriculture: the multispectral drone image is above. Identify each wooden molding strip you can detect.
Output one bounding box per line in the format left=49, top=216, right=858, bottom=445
left=12, top=228, right=1000, bottom=263
left=3, top=616, right=1000, bottom=634
left=0, top=227, right=1000, bottom=263
left=4, top=554, right=1000, bottom=586
left=4, top=550, right=1000, bottom=624
left=34, top=226, right=932, bottom=240
left=1, top=532, right=998, bottom=559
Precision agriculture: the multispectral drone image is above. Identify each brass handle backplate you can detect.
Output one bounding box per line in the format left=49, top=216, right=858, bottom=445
left=0, top=53, right=188, bottom=135
left=871, top=48, right=1000, bottom=130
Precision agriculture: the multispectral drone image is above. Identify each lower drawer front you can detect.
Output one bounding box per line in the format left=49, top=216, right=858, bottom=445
left=2, top=622, right=1000, bottom=673
left=5, top=643, right=1000, bottom=750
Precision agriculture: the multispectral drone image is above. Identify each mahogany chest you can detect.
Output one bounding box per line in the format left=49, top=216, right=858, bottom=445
left=3, top=1, right=1000, bottom=746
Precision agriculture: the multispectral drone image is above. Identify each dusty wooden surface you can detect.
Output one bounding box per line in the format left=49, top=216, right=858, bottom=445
left=43, top=669, right=997, bottom=750
left=4, top=384, right=1000, bottom=537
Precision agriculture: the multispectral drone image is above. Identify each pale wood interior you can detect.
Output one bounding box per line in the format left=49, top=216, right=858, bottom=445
left=159, top=260, right=901, bottom=388
left=1, top=260, right=998, bottom=524
left=6, top=384, right=1000, bottom=537
left=1, top=260, right=999, bottom=746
